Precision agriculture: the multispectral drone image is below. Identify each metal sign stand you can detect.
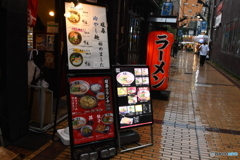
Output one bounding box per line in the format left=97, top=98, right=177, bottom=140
left=112, top=65, right=154, bottom=153
left=117, top=125, right=154, bottom=153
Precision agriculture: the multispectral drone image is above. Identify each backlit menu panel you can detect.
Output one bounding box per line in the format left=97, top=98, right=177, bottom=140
left=113, top=66, right=153, bottom=129
left=65, top=2, right=110, bottom=70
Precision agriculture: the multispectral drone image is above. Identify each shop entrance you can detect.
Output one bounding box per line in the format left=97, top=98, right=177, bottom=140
left=28, top=0, right=67, bottom=132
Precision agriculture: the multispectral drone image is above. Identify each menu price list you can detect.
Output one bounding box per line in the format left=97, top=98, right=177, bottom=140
left=114, top=66, right=153, bottom=129
left=68, top=76, right=115, bottom=145
left=65, top=2, right=110, bottom=70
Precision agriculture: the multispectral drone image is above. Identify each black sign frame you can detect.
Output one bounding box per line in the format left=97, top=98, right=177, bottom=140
left=112, top=65, right=154, bottom=130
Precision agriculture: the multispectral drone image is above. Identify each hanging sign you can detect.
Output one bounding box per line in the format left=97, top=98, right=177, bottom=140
left=201, top=21, right=207, bottom=33
left=28, top=0, right=38, bottom=27
left=146, top=30, right=174, bottom=91
left=65, top=2, right=110, bottom=70
left=161, top=2, right=173, bottom=16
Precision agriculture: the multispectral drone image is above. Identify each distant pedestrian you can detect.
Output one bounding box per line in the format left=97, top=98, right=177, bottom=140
left=198, top=41, right=209, bottom=66
left=172, top=40, right=179, bottom=58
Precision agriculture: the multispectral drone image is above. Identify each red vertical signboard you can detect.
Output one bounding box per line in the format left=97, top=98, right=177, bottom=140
left=146, top=30, right=174, bottom=91
left=28, top=0, right=38, bottom=27
left=68, top=76, right=115, bottom=145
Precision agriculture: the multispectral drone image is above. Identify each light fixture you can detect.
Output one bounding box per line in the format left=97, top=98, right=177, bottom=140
left=195, top=12, right=205, bottom=21
left=49, top=11, right=54, bottom=16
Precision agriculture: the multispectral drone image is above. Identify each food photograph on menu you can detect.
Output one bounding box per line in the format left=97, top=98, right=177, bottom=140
left=117, top=87, right=127, bottom=96
left=65, top=2, right=110, bottom=70
left=68, top=76, right=115, bottom=145
left=116, top=71, right=135, bottom=86
left=113, top=66, right=153, bottom=129
left=127, top=87, right=136, bottom=95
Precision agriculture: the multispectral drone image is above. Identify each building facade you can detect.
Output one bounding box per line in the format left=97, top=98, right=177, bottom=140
left=211, top=0, right=240, bottom=78
left=0, top=0, right=161, bottom=141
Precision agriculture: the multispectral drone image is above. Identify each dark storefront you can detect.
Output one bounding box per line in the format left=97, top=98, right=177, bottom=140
left=0, top=0, right=160, bottom=142
left=0, top=0, right=29, bottom=141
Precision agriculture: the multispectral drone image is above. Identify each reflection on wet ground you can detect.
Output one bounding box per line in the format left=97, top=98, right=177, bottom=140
left=112, top=51, right=240, bottom=160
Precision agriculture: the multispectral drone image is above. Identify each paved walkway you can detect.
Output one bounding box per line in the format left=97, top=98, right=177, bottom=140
left=5, top=51, right=240, bottom=160
left=111, top=51, right=240, bottom=160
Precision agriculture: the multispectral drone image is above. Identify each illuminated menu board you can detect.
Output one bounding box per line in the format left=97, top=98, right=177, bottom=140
left=65, top=2, right=110, bottom=70
left=113, top=66, right=153, bottom=129
left=68, top=76, right=115, bottom=145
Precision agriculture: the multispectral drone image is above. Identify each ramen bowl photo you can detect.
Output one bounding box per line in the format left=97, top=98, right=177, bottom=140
left=72, top=117, right=86, bottom=129
left=69, top=52, right=83, bottom=67
left=102, top=113, right=114, bottom=125
left=137, top=90, right=150, bottom=101
left=70, top=80, right=90, bottom=96
left=68, top=31, right=82, bottom=45
left=67, top=10, right=80, bottom=23
left=116, top=71, right=134, bottom=85
left=81, top=125, right=92, bottom=137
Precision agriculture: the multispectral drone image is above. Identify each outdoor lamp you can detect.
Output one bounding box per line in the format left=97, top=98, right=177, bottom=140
left=49, top=11, right=54, bottom=16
